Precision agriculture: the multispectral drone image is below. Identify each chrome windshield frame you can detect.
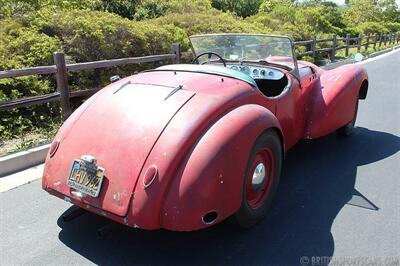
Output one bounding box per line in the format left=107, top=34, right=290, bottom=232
left=189, top=33, right=300, bottom=80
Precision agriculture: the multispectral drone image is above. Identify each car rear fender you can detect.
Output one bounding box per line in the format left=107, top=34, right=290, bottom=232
left=158, top=104, right=282, bottom=231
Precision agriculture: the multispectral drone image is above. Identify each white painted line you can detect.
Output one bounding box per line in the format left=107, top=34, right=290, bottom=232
left=0, top=164, right=43, bottom=193
left=357, top=47, right=400, bottom=65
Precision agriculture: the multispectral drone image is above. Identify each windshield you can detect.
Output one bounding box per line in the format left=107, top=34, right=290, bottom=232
left=189, top=34, right=298, bottom=72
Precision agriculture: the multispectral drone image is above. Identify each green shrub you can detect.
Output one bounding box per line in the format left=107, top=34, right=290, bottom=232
left=355, top=21, right=390, bottom=35
left=133, top=0, right=169, bottom=20
left=134, top=0, right=213, bottom=20
left=152, top=10, right=265, bottom=36
left=0, top=21, right=63, bottom=139
left=211, top=0, right=263, bottom=18
left=0, top=0, right=101, bottom=19
left=29, top=10, right=146, bottom=62
left=166, top=0, right=212, bottom=13
left=383, top=22, right=400, bottom=33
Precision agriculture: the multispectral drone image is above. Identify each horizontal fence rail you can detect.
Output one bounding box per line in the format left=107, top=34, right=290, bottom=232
left=0, top=43, right=188, bottom=119
left=0, top=66, right=57, bottom=79
left=294, top=33, right=400, bottom=60
left=66, top=54, right=177, bottom=72
left=1, top=33, right=399, bottom=120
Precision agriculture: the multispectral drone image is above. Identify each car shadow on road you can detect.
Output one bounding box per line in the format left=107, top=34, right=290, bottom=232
left=57, top=127, right=400, bottom=265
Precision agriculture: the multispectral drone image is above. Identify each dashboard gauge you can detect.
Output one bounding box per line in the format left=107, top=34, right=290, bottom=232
left=252, top=68, right=259, bottom=77
left=240, top=66, right=251, bottom=75
left=228, top=65, right=284, bottom=80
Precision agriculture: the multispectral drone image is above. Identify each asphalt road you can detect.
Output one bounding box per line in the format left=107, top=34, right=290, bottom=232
left=1, top=51, right=399, bottom=266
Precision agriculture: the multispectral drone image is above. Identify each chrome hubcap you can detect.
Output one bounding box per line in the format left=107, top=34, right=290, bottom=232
left=252, top=163, right=266, bottom=190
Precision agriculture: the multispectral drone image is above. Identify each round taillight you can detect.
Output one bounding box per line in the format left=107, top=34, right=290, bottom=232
left=49, top=139, right=60, bottom=158
left=143, top=165, right=158, bottom=189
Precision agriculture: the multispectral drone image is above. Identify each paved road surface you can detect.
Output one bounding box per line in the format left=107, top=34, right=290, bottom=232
left=1, top=50, right=399, bottom=266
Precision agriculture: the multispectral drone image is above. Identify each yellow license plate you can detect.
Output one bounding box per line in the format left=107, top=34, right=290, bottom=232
left=67, top=159, right=105, bottom=197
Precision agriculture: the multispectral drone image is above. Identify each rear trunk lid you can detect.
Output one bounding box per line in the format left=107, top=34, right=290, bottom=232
left=45, top=83, right=195, bottom=216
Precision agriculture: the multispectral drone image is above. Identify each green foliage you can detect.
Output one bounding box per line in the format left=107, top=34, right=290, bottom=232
left=0, top=19, right=63, bottom=139
left=383, top=22, right=400, bottom=33
left=248, top=1, right=350, bottom=40
left=355, top=21, right=390, bottom=35
left=133, top=0, right=169, bottom=20
left=211, top=0, right=263, bottom=18
left=0, top=0, right=100, bottom=19
left=376, top=0, right=400, bottom=23
left=133, top=0, right=212, bottom=20
left=33, top=10, right=148, bottom=62
left=166, top=0, right=212, bottom=13
left=344, top=0, right=376, bottom=24
left=153, top=10, right=265, bottom=36
left=94, top=0, right=139, bottom=20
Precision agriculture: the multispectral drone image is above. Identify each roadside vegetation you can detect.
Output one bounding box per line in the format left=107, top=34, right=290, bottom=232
left=0, top=0, right=399, bottom=155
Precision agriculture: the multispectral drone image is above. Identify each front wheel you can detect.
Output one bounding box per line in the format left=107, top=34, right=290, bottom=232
left=234, top=130, right=282, bottom=228
left=337, top=100, right=359, bottom=137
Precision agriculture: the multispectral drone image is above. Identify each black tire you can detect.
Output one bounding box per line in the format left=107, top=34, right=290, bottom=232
left=234, top=130, right=282, bottom=228
left=337, top=100, right=359, bottom=137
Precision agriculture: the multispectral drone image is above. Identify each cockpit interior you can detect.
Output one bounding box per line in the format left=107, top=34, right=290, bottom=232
left=226, top=64, right=289, bottom=97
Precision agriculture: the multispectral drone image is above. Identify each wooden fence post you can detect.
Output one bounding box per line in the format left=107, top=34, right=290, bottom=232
left=379, top=33, right=383, bottom=47
left=331, top=34, right=337, bottom=61
left=171, top=43, right=181, bottom=64
left=53, top=52, right=71, bottom=120
left=345, top=33, right=350, bottom=57
left=311, top=36, right=317, bottom=61
left=384, top=34, right=388, bottom=46
left=364, top=35, right=369, bottom=51
left=357, top=33, right=362, bottom=52
left=373, top=34, right=377, bottom=50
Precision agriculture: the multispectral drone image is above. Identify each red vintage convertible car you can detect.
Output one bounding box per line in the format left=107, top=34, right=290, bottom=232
left=42, top=34, right=368, bottom=231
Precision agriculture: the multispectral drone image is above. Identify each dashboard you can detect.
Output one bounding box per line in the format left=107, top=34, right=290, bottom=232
left=227, top=64, right=285, bottom=81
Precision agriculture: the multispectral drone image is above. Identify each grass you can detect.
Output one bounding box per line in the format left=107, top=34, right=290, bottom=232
left=0, top=121, right=60, bottom=157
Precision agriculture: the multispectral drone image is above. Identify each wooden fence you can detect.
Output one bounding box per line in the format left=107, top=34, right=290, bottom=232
left=294, top=33, right=400, bottom=61
left=0, top=44, right=191, bottom=120
left=0, top=33, right=399, bottom=120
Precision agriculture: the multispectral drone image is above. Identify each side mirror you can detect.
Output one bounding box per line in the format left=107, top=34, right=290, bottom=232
left=354, top=53, right=364, bottom=62
left=110, top=75, right=121, bottom=83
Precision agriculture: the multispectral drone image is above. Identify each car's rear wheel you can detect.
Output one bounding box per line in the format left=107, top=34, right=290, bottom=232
left=234, top=130, right=282, bottom=228
left=337, top=100, right=359, bottom=137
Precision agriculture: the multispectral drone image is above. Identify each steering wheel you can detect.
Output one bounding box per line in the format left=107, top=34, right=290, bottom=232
left=192, top=52, right=227, bottom=67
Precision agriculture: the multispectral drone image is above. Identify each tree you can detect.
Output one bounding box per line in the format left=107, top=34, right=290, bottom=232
left=259, top=0, right=298, bottom=12
left=377, top=0, right=400, bottom=23
left=211, top=0, right=263, bottom=18
left=344, top=0, right=378, bottom=24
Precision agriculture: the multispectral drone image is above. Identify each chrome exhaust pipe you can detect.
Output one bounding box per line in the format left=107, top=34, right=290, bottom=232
left=202, top=211, right=218, bottom=225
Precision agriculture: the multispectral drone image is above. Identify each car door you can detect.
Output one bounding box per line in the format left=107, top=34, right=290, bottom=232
left=274, top=67, right=319, bottom=150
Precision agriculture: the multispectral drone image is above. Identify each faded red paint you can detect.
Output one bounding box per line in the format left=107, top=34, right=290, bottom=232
left=42, top=59, right=368, bottom=231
